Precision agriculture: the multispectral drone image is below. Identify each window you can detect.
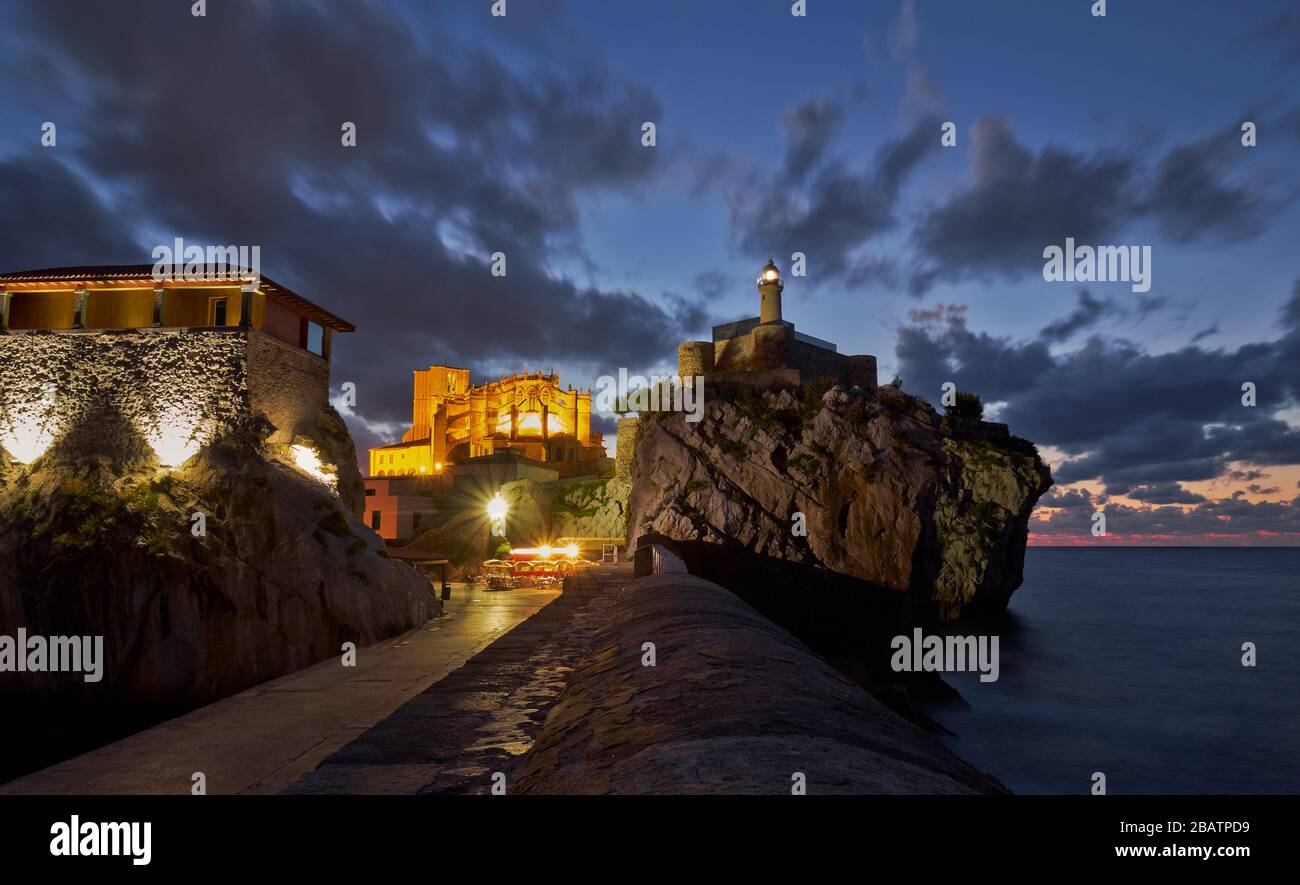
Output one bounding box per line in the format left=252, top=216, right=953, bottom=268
left=370, top=511, right=382, bottom=531
left=209, top=297, right=228, bottom=326
left=306, top=320, right=324, bottom=356
left=364, top=488, right=376, bottom=497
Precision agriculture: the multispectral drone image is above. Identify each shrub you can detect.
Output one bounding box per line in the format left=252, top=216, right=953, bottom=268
left=800, top=377, right=836, bottom=421
left=994, top=434, right=1040, bottom=458
left=946, top=391, right=984, bottom=420
left=318, top=509, right=352, bottom=538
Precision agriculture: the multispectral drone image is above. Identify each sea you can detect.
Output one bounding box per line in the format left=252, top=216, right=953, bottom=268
left=924, top=547, right=1300, bottom=794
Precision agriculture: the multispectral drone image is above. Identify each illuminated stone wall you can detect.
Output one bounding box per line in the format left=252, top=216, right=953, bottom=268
left=711, top=330, right=755, bottom=373
left=677, top=341, right=714, bottom=378
left=706, top=326, right=877, bottom=391
left=0, top=328, right=327, bottom=466
left=246, top=329, right=330, bottom=444
left=615, top=417, right=640, bottom=479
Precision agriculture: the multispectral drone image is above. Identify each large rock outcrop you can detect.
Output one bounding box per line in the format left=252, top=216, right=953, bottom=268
left=626, top=382, right=1051, bottom=621
left=0, top=405, right=436, bottom=781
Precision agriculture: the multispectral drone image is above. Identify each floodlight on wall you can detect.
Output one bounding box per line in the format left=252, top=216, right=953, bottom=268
left=291, top=443, right=338, bottom=492
left=0, top=415, right=57, bottom=464
left=146, top=412, right=205, bottom=469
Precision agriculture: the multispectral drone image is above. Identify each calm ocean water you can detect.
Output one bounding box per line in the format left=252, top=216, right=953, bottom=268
left=925, top=547, right=1300, bottom=795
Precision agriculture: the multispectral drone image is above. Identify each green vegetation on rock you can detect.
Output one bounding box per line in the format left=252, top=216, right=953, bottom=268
left=946, top=391, right=984, bottom=420
left=27, top=478, right=178, bottom=559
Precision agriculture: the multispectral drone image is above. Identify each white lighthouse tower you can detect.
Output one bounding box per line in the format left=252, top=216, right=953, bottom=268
left=757, top=257, right=783, bottom=325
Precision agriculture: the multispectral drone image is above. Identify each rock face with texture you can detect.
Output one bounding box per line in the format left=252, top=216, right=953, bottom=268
left=0, top=402, right=437, bottom=733
left=541, top=474, right=631, bottom=541
left=626, top=383, right=1051, bottom=620
left=499, top=474, right=631, bottom=545
left=512, top=571, right=1006, bottom=794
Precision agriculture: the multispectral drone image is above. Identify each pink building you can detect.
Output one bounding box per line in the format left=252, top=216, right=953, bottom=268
left=363, top=476, right=437, bottom=544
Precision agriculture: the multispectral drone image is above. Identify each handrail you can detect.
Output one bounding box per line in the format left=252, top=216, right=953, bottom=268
left=651, top=544, right=688, bottom=575
left=633, top=533, right=688, bottom=577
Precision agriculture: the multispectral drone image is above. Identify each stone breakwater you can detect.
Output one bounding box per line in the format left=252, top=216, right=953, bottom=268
left=512, top=569, right=1006, bottom=794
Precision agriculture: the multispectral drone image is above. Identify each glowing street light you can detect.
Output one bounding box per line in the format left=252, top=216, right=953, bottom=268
left=486, top=491, right=508, bottom=535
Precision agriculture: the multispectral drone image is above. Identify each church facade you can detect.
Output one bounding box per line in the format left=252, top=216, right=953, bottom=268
left=369, top=367, right=606, bottom=477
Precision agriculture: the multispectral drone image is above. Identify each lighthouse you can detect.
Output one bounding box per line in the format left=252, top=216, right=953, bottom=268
left=757, top=257, right=783, bottom=325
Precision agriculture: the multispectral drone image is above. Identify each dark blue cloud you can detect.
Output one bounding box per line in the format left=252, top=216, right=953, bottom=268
left=896, top=280, right=1300, bottom=495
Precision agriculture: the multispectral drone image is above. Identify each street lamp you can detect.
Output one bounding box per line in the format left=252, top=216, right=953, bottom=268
left=486, top=491, right=508, bottom=536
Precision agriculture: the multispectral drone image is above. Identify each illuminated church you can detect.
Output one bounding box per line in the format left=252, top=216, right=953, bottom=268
left=369, top=367, right=606, bottom=477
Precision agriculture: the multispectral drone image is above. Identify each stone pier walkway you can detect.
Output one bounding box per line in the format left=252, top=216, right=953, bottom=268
left=284, top=564, right=633, bottom=794
left=0, top=585, right=560, bottom=796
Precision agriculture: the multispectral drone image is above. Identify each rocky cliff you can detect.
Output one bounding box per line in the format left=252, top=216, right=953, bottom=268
left=626, top=381, right=1051, bottom=621
left=0, top=405, right=436, bottom=780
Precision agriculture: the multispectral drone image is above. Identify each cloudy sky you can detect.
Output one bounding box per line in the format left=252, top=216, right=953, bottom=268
left=2, top=0, right=1298, bottom=544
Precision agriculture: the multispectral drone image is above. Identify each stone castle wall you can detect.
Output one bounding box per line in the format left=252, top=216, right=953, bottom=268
left=700, top=326, right=877, bottom=391
left=246, top=329, right=331, bottom=443
left=783, top=337, right=877, bottom=390
left=711, top=333, right=754, bottom=373
left=0, top=328, right=249, bottom=465
left=0, top=327, right=329, bottom=466
left=615, top=417, right=640, bottom=479
left=677, top=341, right=714, bottom=378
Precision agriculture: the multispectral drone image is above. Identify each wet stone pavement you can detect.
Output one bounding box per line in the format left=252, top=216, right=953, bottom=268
left=0, top=582, right=560, bottom=795
left=283, top=564, right=633, bottom=795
